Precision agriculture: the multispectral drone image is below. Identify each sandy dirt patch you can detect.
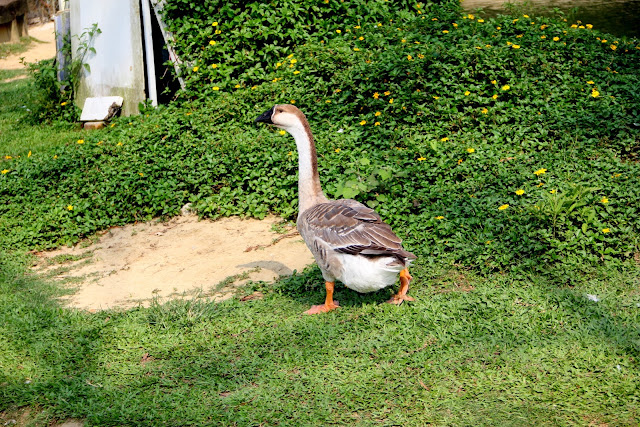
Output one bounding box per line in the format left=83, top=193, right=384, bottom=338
left=0, top=21, right=56, bottom=71
left=33, top=214, right=315, bottom=311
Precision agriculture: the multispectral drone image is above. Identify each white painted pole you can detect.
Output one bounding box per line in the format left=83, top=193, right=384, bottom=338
left=140, top=0, right=158, bottom=107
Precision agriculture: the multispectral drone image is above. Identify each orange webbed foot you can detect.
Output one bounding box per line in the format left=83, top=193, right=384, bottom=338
left=304, top=300, right=340, bottom=315
left=387, top=268, right=414, bottom=305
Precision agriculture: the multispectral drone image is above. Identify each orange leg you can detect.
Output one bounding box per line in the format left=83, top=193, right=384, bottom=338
left=304, top=281, right=340, bottom=315
left=387, top=268, right=415, bottom=305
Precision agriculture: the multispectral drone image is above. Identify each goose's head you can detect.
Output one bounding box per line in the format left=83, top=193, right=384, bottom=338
left=255, top=104, right=307, bottom=132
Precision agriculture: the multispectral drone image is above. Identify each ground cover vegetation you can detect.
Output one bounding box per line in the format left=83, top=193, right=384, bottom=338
left=1, top=0, right=639, bottom=424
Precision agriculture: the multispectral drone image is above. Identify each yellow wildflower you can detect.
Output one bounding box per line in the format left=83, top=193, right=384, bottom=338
left=213, top=86, right=220, bottom=91
left=192, top=66, right=199, bottom=72
left=591, top=89, right=600, bottom=98
left=335, top=148, right=341, bottom=153
left=478, top=19, right=484, bottom=23
left=374, top=122, right=380, bottom=126
left=290, top=58, right=297, bottom=64
left=407, top=55, right=413, bottom=60
left=586, top=24, right=593, bottom=29
left=417, top=156, right=426, bottom=161
left=77, top=139, right=84, bottom=144
left=602, top=228, right=611, bottom=233
left=550, top=189, right=557, bottom=194
left=481, top=108, right=488, bottom=114
left=534, top=168, right=547, bottom=176
left=553, top=37, right=559, bottom=41
left=212, top=21, right=218, bottom=27
left=466, top=148, right=475, bottom=153
left=435, top=216, right=444, bottom=220
left=512, top=44, right=520, bottom=49
left=384, top=91, right=391, bottom=96
left=587, top=80, right=594, bottom=84
left=211, top=64, right=218, bottom=68
left=501, top=85, right=510, bottom=91
left=360, top=120, right=367, bottom=125
left=441, top=137, right=449, bottom=142
left=209, top=40, right=216, bottom=46
left=389, top=98, right=394, bottom=104
left=442, top=30, right=449, bottom=34
left=464, top=90, right=470, bottom=96
left=541, top=35, right=546, bottom=39
left=498, top=204, right=509, bottom=210
left=67, top=205, right=73, bottom=211
left=374, top=111, right=381, bottom=117
left=515, top=189, right=525, bottom=195
left=600, top=196, right=609, bottom=204
left=336, top=29, right=342, bottom=34
left=60, top=102, right=68, bottom=106
left=279, top=130, right=286, bottom=136
left=28, top=151, right=32, bottom=157
left=610, top=44, right=617, bottom=51
left=1, top=169, right=9, bottom=174
left=373, top=92, right=380, bottom=99
left=492, top=94, right=498, bottom=100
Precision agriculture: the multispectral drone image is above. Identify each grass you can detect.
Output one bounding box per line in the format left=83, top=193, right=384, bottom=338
left=1, top=253, right=639, bottom=425
left=0, top=36, right=34, bottom=60
left=1, top=0, right=639, bottom=424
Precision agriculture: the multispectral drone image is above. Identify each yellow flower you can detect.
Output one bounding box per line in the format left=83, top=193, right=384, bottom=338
left=512, top=44, right=520, bottom=49
left=117, top=142, right=123, bottom=146
left=441, top=137, right=449, bottom=142
left=418, top=156, right=426, bottom=161
left=407, top=55, right=413, bottom=60
left=60, top=102, right=68, bottom=106
left=587, top=80, right=594, bottom=84
left=571, top=24, right=578, bottom=29
left=452, top=23, right=458, bottom=28
left=279, top=130, right=286, bottom=136
left=374, top=122, right=380, bottom=126
left=433, top=96, right=440, bottom=100
left=600, top=196, right=609, bottom=204
left=211, top=64, right=218, bottom=69
left=384, top=91, right=391, bottom=96
left=515, top=189, right=525, bottom=195
left=28, top=151, right=32, bottom=157
left=336, top=29, right=342, bottom=34
left=457, top=159, right=463, bottom=165
left=290, top=58, right=297, bottom=64
left=293, top=70, right=300, bottom=75
left=212, top=21, right=218, bottom=27
left=235, top=84, right=241, bottom=88
left=192, top=66, right=199, bottom=72
left=468, top=14, right=475, bottom=20
left=374, top=111, right=381, bottom=117
left=591, top=89, right=600, bottom=98
left=491, top=80, right=497, bottom=85
left=501, top=85, right=510, bottom=91
left=478, top=19, right=485, bottom=23
left=464, top=90, right=470, bottom=96
left=287, top=151, right=293, bottom=156
left=553, top=37, right=560, bottom=41
left=540, top=25, right=548, bottom=30
left=209, top=40, right=216, bottom=46
left=523, top=14, right=529, bottom=18
left=602, top=228, right=610, bottom=233
left=67, top=205, right=74, bottom=211
left=492, top=94, right=498, bottom=100
left=498, top=204, right=509, bottom=210
left=481, top=108, right=488, bottom=114
left=507, top=41, right=513, bottom=46
left=541, top=35, right=547, bottom=39
left=389, top=98, right=394, bottom=104
left=53, top=155, right=58, bottom=159
left=335, top=148, right=341, bottom=153
left=401, top=38, right=407, bottom=43
left=435, top=216, right=444, bottom=220
left=550, top=189, right=557, bottom=194
left=586, top=24, right=593, bottom=29
left=512, top=19, right=518, bottom=23
left=360, top=120, right=367, bottom=125
left=213, top=86, right=220, bottom=91
left=373, top=92, right=380, bottom=99
left=610, top=44, right=617, bottom=51
left=534, top=168, right=547, bottom=176
left=276, top=62, right=282, bottom=67
left=138, top=172, right=144, bottom=177
left=602, top=39, right=607, bottom=43
left=359, top=36, right=364, bottom=41
left=466, top=148, right=475, bottom=153
left=1, top=169, right=9, bottom=174
left=77, top=139, right=84, bottom=144
left=442, top=30, right=449, bottom=34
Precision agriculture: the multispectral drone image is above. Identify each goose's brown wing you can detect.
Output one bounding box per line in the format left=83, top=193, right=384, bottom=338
left=300, top=199, right=416, bottom=264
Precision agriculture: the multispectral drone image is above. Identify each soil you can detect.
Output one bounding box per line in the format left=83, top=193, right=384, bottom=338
left=33, top=214, right=314, bottom=311
left=3, top=25, right=315, bottom=311
left=0, top=21, right=56, bottom=73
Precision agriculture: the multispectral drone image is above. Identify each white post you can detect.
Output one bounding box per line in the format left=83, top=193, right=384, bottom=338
left=140, top=0, right=158, bottom=106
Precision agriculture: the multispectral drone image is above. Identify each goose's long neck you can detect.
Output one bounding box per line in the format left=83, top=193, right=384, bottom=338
left=288, top=121, right=328, bottom=216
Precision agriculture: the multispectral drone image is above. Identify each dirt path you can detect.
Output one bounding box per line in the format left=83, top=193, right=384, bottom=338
left=34, top=214, right=315, bottom=311
left=0, top=21, right=56, bottom=71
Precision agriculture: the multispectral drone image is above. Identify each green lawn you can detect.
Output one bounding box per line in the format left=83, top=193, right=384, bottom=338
left=1, top=0, right=639, bottom=425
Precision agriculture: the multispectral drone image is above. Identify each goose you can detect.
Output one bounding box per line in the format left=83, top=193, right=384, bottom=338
left=255, top=104, right=416, bottom=314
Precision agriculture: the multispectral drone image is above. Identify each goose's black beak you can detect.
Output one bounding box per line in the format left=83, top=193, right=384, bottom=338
left=254, top=107, right=274, bottom=126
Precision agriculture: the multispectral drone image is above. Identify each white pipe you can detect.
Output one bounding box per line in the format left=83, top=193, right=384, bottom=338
left=140, top=0, right=158, bottom=107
